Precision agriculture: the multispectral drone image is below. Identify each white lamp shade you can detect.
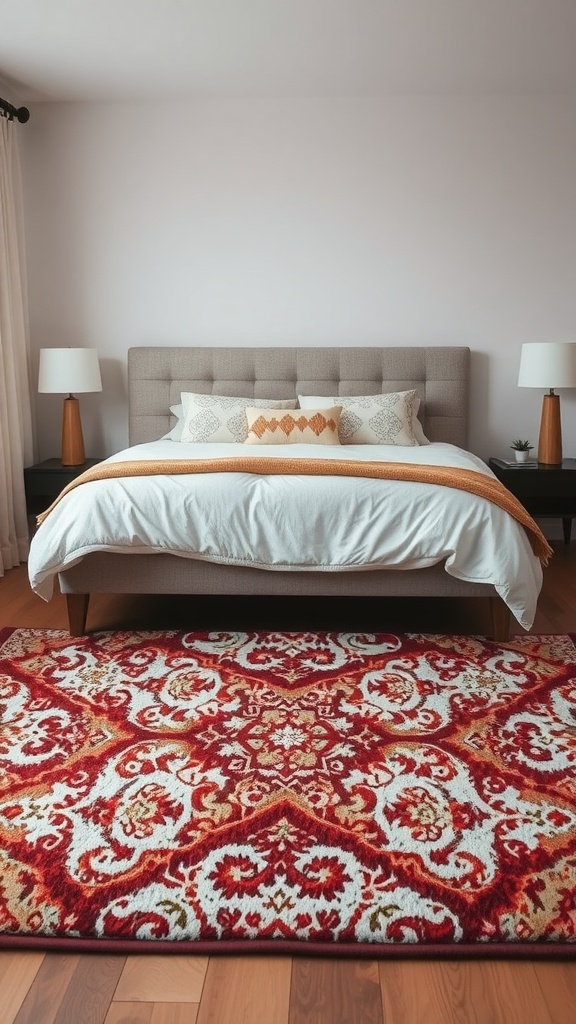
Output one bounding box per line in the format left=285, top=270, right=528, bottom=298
left=518, top=342, right=576, bottom=389
left=38, top=348, right=102, bottom=394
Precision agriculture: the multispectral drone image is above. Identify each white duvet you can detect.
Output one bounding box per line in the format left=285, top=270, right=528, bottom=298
left=27, top=440, right=543, bottom=628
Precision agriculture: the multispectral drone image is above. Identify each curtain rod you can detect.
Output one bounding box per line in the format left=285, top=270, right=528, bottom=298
left=0, top=96, right=30, bottom=123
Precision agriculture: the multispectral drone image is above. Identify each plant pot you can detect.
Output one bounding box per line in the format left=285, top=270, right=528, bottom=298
left=514, top=450, right=532, bottom=463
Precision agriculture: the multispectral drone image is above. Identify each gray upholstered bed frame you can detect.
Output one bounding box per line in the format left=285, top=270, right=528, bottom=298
left=59, top=346, right=508, bottom=637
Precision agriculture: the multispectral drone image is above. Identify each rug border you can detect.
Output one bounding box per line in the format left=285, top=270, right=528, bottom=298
left=0, top=934, right=575, bottom=958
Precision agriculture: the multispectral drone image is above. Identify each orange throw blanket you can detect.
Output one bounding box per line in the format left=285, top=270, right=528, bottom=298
left=36, top=457, right=553, bottom=565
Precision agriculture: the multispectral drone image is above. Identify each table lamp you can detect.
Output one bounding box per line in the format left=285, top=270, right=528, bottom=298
left=517, top=342, right=576, bottom=465
left=38, top=348, right=102, bottom=466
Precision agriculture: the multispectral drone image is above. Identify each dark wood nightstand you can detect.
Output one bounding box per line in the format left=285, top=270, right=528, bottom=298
left=489, top=457, right=576, bottom=543
left=24, top=458, right=101, bottom=516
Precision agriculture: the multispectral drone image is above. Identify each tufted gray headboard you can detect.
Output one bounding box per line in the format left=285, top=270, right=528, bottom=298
left=128, top=346, right=470, bottom=448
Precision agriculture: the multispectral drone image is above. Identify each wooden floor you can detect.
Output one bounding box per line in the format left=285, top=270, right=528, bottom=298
left=1, top=545, right=576, bottom=1024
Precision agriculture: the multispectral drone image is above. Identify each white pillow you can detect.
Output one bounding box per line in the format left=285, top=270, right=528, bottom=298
left=180, top=393, right=298, bottom=444
left=161, top=404, right=184, bottom=441
left=297, top=391, right=429, bottom=445
left=244, top=406, right=342, bottom=446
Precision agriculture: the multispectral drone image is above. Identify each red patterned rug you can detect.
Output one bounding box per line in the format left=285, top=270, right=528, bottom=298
left=1, top=626, right=576, bottom=957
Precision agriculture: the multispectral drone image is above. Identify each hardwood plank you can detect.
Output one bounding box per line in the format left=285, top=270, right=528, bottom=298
left=104, top=1004, right=153, bottom=1024
left=114, top=956, right=208, bottom=1003
left=533, top=962, right=576, bottom=1024
left=195, top=956, right=291, bottom=1024
left=289, top=958, right=382, bottom=1024
left=150, top=1005, right=199, bottom=1024
left=0, top=565, right=70, bottom=629
left=13, top=954, right=81, bottom=1024
left=0, top=952, right=45, bottom=1024
left=379, top=961, right=463, bottom=1024
left=480, top=962, right=553, bottom=1024
left=51, top=955, right=126, bottom=1024
left=379, top=960, right=554, bottom=1024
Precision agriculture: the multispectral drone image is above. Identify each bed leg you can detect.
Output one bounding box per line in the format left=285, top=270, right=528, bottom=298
left=66, top=594, right=90, bottom=636
left=489, top=597, right=510, bottom=642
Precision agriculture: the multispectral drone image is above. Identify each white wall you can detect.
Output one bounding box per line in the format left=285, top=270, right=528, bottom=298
left=20, top=95, right=576, bottom=473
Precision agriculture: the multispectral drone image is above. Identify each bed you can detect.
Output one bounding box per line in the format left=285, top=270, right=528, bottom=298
left=27, top=345, right=547, bottom=638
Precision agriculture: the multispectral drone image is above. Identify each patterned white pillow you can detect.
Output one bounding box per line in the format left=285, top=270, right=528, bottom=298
left=297, top=391, right=429, bottom=445
left=180, top=393, right=297, bottom=443
left=244, top=406, right=342, bottom=446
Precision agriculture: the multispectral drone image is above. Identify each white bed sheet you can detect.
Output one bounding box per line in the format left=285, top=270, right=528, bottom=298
left=27, top=441, right=543, bottom=629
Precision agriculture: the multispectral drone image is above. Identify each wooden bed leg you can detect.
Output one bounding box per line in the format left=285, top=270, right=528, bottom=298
left=66, top=594, right=90, bottom=636
left=489, top=596, right=510, bottom=642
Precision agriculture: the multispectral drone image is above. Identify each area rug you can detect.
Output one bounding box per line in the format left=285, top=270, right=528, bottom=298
left=1, top=626, right=576, bottom=957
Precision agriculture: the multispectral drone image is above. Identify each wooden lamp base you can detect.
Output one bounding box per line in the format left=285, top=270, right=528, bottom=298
left=537, top=392, right=562, bottom=466
left=61, top=396, right=86, bottom=466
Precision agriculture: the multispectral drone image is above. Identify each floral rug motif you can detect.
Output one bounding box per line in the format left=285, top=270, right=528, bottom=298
left=1, top=626, right=576, bottom=955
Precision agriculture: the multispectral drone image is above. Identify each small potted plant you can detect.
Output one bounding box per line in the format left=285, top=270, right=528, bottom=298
left=510, top=439, right=533, bottom=464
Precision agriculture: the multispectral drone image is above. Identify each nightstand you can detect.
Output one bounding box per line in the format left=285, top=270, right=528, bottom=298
left=489, top=458, right=576, bottom=544
left=24, top=458, right=101, bottom=517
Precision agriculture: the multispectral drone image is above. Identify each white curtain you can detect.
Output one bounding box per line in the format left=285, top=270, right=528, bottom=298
left=0, top=114, right=33, bottom=575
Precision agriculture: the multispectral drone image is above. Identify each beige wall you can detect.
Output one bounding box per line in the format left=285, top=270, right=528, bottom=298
left=20, top=95, right=576, bottom=471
